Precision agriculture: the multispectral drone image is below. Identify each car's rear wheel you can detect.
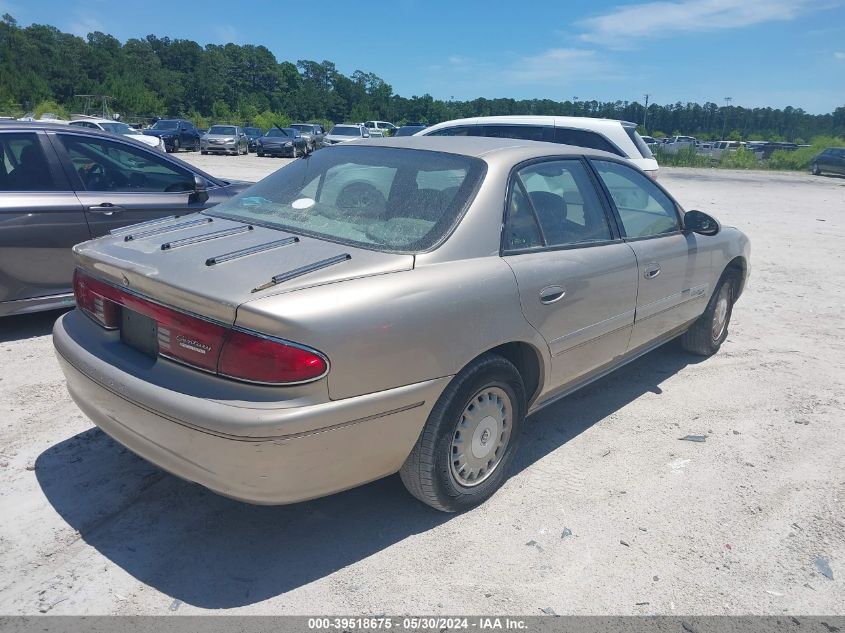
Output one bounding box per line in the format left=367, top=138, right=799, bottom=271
left=172, top=138, right=180, bottom=153
left=257, top=151, right=264, bottom=157
left=680, top=275, right=735, bottom=356
left=400, top=353, right=525, bottom=512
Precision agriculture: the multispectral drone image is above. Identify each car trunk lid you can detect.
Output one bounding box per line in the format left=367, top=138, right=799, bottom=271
left=72, top=214, right=414, bottom=325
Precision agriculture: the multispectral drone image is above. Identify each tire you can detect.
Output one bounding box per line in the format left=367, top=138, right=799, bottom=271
left=680, top=274, right=736, bottom=356
left=293, top=145, right=300, bottom=158
left=812, top=163, right=821, bottom=176
left=200, top=150, right=207, bottom=155
left=399, top=353, right=526, bottom=512
left=257, top=152, right=264, bottom=157
left=172, top=138, right=180, bottom=152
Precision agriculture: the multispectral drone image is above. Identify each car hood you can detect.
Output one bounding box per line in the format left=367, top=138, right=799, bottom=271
left=204, top=134, right=236, bottom=140
left=128, top=134, right=160, bottom=146
left=72, top=214, right=414, bottom=324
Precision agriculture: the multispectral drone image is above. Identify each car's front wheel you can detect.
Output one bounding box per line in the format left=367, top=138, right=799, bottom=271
left=400, top=354, right=526, bottom=512
left=680, top=275, right=735, bottom=356
left=812, top=163, right=821, bottom=176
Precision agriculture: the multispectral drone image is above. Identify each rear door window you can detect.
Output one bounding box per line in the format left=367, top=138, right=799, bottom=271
left=0, top=133, right=56, bottom=191
left=508, top=159, right=612, bottom=248
left=553, top=128, right=624, bottom=156
left=427, top=126, right=477, bottom=137
left=481, top=125, right=551, bottom=142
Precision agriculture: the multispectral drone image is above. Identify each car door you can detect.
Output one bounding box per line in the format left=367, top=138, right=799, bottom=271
left=0, top=130, right=91, bottom=307
left=501, top=158, right=639, bottom=390
left=834, top=149, right=845, bottom=175
left=50, top=131, right=216, bottom=237
left=591, top=159, right=712, bottom=352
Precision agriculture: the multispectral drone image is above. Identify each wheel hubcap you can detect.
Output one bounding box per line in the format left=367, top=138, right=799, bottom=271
left=450, top=386, right=512, bottom=487
left=712, top=285, right=730, bottom=341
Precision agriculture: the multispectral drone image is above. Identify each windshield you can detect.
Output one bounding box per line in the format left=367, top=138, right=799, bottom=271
left=152, top=120, right=179, bottom=130
left=208, top=125, right=236, bottom=135
left=100, top=122, right=135, bottom=135
left=395, top=126, right=425, bottom=136
left=205, top=145, right=486, bottom=253
left=330, top=126, right=361, bottom=136
left=290, top=124, right=312, bottom=133
left=265, top=128, right=292, bottom=137
left=624, top=125, right=654, bottom=159
left=244, top=127, right=262, bottom=136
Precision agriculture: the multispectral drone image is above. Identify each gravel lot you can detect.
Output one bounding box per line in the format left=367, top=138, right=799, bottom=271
left=1, top=158, right=843, bottom=615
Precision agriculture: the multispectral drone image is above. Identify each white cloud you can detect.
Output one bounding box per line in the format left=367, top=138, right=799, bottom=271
left=835, top=51, right=845, bottom=60
left=501, top=48, right=616, bottom=84
left=578, top=0, right=819, bottom=45
left=68, top=15, right=105, bottom=37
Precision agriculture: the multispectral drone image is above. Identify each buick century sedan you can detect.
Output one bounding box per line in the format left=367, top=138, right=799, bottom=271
left=53, top=136, right=750, bottom=511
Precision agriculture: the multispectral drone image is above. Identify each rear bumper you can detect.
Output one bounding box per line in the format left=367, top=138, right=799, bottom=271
left=53, top=310, right=449, bottom=504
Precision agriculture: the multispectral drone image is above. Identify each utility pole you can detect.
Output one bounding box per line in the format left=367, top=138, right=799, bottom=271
left=721, top=96, right=732, bottom=139
left=643, top=93, right=650, bottom=133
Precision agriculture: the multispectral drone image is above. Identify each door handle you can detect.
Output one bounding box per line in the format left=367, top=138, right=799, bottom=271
left=644, top=263, right=661, bottom=279
left=539, top=285, right=566, bottom=304
left=88, top=204, right=125, bottom=216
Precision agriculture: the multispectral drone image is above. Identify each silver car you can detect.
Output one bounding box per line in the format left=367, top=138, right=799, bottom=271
left=200, top=125, right=249, bottom=155
left=54, top=136, right=750, bottom=511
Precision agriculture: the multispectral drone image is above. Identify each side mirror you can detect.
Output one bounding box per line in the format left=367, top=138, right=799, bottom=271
left=684, top=209, right=720, bottom=236
left=191, top=174, right=209, bottom=204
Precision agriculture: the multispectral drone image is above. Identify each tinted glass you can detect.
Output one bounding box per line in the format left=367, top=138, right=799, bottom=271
left=206, top=145, right=486, bottom=253
left=511, top=160, right=612, bottom=247
left=330, top=126, right=362, bottom=136
left=553, top=128, right=623, bottom=155
left=395, top=126, right=426, bottom=136
left=427, top=126, right=475, bottom=137
left=100, top=122, right=135, bottom=135
left=244, top=127, right=262, bottom=136
left=593, top=160, right=679, bottom=238
left=503, top=182, right=542, bottom=251
left=0, top=133, right=55, bottom=191
left=483, top=125, right=548, bottom=142
left=208, top=126, right=236, bottom=135
left=265, top=128, right=291, bottom=137
left=624, top=125, right=654, bottom=158
left=59, top=135, right=194, bottom=193
left=152, top=120, right=178, bottom=130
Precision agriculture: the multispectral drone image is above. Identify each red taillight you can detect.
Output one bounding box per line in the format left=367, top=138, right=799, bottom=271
left=219, top=330, right=328, bottom=384
left=73, top=269, right=327, bottom=384
left=74, top=269, right=120, bottom=328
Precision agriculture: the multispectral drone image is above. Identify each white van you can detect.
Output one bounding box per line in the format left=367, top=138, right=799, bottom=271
left=417, top=115, right=659, bottom=178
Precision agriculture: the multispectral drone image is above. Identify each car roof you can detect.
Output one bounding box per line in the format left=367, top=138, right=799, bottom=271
left=424, top=115, right=637, bottom=131
left=353, top=135, right=623, bottom=162
left=69, top=118, right=123, bottom=125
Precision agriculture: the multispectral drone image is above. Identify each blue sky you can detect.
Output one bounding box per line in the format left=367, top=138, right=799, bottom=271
left=3, top=0, right=844, bottom=113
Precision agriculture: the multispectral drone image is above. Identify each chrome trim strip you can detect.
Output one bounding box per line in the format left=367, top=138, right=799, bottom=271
left=160, top=225, right=253, bottom=251
left=109, top=215, right=177, bottom=235
left=251, top=253, right=352, bottom=293
left=636, top=284, right=708, bottom=322
left=206, top=236, right=299, bottom=266
left=123, top=217, right=212, bottom=242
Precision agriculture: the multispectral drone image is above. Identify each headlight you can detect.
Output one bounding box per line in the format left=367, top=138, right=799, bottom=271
left=284, top=142, right=292, bottom=147
left=224, top=138, right=234, bottom=143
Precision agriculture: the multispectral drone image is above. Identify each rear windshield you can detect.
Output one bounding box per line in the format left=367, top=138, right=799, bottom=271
left=209, top=126, right=236, bottom=135
left=205, top=145, right=486, bottom=253
left=624, top=125, right=653, bottom=159
left=330, top=126, right=362, bottom=136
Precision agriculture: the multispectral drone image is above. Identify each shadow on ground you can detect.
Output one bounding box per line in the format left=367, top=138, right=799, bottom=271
left=0, top=309, right=68, bottom=343
left=36, top=343, right=702, bottom=608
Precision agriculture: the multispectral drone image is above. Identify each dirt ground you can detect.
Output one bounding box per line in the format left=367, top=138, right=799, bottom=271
left=0, top=159, right=843, bottom=615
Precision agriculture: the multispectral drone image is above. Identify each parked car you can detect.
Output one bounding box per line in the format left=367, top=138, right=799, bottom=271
left=323, top=124, right=370, bottom=145
left=243, top=127, right=264, bottom=152
left=290, top=123, right=325, bottom=151
left=418, top=115, right=659, bottom=178
left=812, top=147, right=845, bottom=176
left=69, top=119, right=166, bottom=152
left=200, top=125, right=249, bottom=156
left=640, top=135, right=659, bottom=149
left=707, top=140, right=745, bottom=160
left=142, top=119, right=202, bottom=153
left=661, top=136, right=697, bottom=154
left=395, top=124, right=427, bottom=137
left=0, top=122, right=250, bottom=317
left=364, top=120, right=397, bottom=137
left=255, top=127, right=308, bottom=157
left=53, top=135, right=749, bottom=511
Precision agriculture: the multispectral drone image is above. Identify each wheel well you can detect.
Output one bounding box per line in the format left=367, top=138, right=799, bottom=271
left=486, top=342, right=543, bottom=407
left=724, top=256, right=748, bottom=299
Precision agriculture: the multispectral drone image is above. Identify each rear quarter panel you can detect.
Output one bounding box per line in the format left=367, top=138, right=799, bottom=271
left=236, top=256, right=549, bottom=401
